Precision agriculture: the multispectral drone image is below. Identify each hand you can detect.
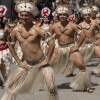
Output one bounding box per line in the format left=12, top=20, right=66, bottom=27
left=93, top=40, right=99, bottom=46
left=70, top=46, right=78, bottom=53
left=19, top=61, right=29, bottom=71
left=37, top=59, right=48, bottom=69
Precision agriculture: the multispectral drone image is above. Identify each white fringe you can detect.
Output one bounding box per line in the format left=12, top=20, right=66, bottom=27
left=70, top=70, right=92, bottom=91
left=61, top=60, right=75, bottom=75
left=83, top=44, right=94, bottom=63
left=1, top=91, right=16, bottom=100
left=5, top=65, right=41, bottom=94
left=92, top=63, right=100, bottom=74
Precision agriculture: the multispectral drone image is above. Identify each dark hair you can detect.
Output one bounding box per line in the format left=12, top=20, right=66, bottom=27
left=0, top=22, right=5, bottom=29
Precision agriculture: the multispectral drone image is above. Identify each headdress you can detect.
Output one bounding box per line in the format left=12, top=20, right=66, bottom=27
left=52, top=11, right=58, bottom=17
left=15, top=1, right=39, bottom=16
left=41, top=7, right=50, bottom=17
left=96, top=12, right=100, bottom=18
left=0, top=5, right=7, bottom=17
left=56, top=5, right=70, bottom=15
left=81, top=7, right=93, bottom=15
left=69, top=14, right=76, bottom=20
left=92, top=5, right=99, bottom=12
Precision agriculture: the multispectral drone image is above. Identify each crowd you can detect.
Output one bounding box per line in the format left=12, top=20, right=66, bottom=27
left=0, top=0, right=100, bottom=100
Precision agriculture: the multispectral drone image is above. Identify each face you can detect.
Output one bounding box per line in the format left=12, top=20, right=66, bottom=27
left=58, top=13, right=68, bottom=21
left=84, top=13, right=91, bottom=20
left=8, top=24, right=16, bottom=29
left=43, top=16, right=49, bottom=23
left=20, top=11, right=33, bottom=24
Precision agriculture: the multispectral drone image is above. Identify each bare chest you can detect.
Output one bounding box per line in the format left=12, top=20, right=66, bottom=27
left=80, top=23, right=96, bottom=32
left=16, top=28, right=38, bottom=43
left=55, top=25, right=74, bottom=37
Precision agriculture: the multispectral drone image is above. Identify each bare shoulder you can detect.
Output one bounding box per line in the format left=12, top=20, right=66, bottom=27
left=78, top=21, right=84, bottom=26
left=33, top=25, right=42, bottom=32
left=70, top=22, right=78, bottom=29
left=33, top=25, right=45, bottom=37
left=51, top=22, right=59, bottom=29
left=11, top=26, right=20, bottom=35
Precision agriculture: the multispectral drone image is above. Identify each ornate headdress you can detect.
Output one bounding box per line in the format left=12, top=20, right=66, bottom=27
left=15, top=1, right=39, bottom=16
left=41, top=7, right=51, bottom=17
left=0, top=5, right=7, bottom=17
left=81, top=7, right=93, bottom=15
left=92, top=5, right=99, bottom=12
left=52, top=11, right=58, bottom=17
left=96, top=12, right=100, bottom=18
left=56, top=5, right=70, bottom=15
left=69, top=14, right=76, bottom=20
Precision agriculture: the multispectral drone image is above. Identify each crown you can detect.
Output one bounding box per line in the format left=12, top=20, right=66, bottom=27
left=52, top=11, right=58, bottom=17
left=96, top=12, right=100, bottom=18
left=15, top=1, right=39, bottom=16
left=92, top=5, right=99, bottom=12
left=56, top=5, right=70, bottom=15
left=0, top=5, right=7, bottom=17
left=41, top=7, right=51, bottom=17
left=81, top=7, right=93, bottom=15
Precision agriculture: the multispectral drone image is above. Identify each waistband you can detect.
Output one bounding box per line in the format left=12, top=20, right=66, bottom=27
left=59, top=42, right=74, bottom=47
left=0, top=43, right=8, bottom=51
left=26, top=56, right=45, bottom=66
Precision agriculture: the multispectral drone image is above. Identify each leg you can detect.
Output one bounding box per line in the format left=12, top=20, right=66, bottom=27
left=0, top=59, right=7, bottom=82
left=42, top=66, right=59, bottom=100
left=94, top=46, right=100, bottom=58
left=70, top=51, right=85, bottom=70
left=38, top=73, right=46, bottom=91
left=92, top=46, right=100, bottom=74
left=70, top=51, right=93, bottom=92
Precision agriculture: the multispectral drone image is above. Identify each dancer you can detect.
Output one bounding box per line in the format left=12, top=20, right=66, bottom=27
left=1, top=2, right=59, bottom=100
left=0, top=5, right=9, bottom=88
left=50, top=4, right=93, bottom=92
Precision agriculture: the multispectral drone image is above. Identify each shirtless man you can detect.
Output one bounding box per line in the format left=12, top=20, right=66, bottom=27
left=78, top=6, right=100, bottom=74
left=1, top=2, right=59, bottom=100
left=90, top=5, right=100, bottom=74
left=78, top=6, right=100, bottom=60
left=91, top=5, right=100, bottom=26
left=50, top=4, right=93, bottom=92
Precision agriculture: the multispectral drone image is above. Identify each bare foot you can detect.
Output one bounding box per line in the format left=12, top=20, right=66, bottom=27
left=86, top=88, right=94, bottom=93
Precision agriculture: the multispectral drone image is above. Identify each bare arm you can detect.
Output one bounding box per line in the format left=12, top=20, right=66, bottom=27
left=34, top=25, right=55, bottom=63
left=8, top=29, right=22, bottom=65
left=74, top=24, right=86, bottom=48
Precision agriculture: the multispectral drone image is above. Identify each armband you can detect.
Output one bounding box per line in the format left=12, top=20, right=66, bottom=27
left=77, top=30, right=83, bottom=34
left=6, top=42, right=15, bottom=45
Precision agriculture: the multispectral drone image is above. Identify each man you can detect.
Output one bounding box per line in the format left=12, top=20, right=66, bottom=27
left=50, top=4, right=93, bottom=92
left=78, top=6, right=99, bottom=61
left=90, top=5, right=100, bottom=74
left=1, top=2, right=59, bottom=100
left=78, top=5, right=100, bottom=74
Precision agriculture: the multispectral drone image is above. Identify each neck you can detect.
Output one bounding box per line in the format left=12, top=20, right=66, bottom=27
left=84, top=19, right=91, bottom=24
left=92, top=16, right=96, bottom=20
left=23, top=22, right=33, bottom=30
left=60, top=20, right=69, bottom=27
